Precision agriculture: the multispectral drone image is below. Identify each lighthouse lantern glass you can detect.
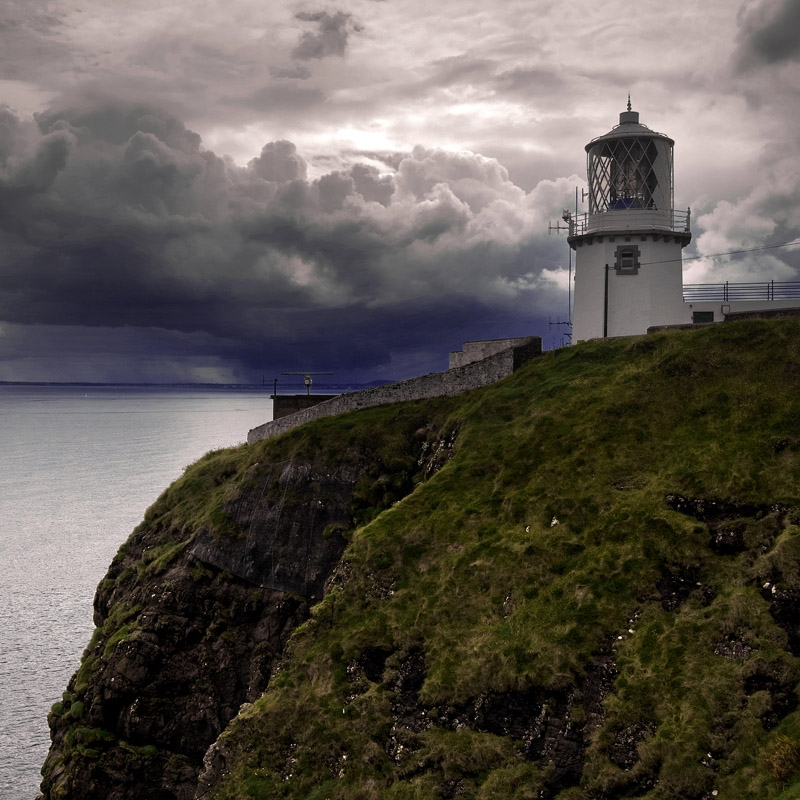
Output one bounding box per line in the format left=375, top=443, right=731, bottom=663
left=587, top=136, right=674, bottom=214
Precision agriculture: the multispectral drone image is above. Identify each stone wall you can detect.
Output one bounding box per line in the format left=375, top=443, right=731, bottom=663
left=272, top=394, right=339, bottom=420
left=247, top=337, right=541, bottom=444
left=449, top=336, right=540, bottom=369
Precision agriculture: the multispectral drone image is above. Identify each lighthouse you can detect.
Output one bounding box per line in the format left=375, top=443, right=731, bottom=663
left=569, top=101, right=692, bottom=341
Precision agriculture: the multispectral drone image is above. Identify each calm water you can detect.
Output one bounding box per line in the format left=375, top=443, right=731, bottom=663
left=0, top=385, right=273, bottom=800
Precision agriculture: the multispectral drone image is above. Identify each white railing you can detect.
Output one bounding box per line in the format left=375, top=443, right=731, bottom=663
left=683, top=281, right=800, bottom=302
left=569, top=208, right=691, bottom=237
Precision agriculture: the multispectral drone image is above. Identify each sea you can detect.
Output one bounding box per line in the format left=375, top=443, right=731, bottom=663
left=0, top=385, right=274, bottom=800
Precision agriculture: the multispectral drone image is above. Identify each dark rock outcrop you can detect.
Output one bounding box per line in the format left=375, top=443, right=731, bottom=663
left=40, top=448, right=416, bottom=799
left=41, top=404, right=453, bottom=800
left=189, top=460, right=359, bottom=598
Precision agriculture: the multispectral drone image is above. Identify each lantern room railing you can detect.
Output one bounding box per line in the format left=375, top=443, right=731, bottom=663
left=568, top=208, right=691, bottom=238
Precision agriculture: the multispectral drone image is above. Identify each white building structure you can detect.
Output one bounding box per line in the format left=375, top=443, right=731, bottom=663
left=569, top=101, right=691, bottom=341
left=568, top=102, right=800, bottom=341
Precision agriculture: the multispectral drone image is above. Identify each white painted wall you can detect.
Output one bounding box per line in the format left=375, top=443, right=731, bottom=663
left=572, top=235, right=687, bottom=341
left=683, top=299, right=800, bottom=322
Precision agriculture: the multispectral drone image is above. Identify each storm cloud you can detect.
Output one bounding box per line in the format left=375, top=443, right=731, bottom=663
left=0, top=92, right=568, bottom=381
left=2, top=0, right=800, bottom=382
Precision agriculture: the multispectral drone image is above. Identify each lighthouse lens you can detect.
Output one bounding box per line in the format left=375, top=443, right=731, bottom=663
left=588, top=137, right=661, bottom=213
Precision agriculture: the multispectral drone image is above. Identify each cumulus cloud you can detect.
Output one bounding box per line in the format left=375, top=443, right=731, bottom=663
left=249, top=140, right=308, bottom=183
left=0, top=93, right=572, bottom=382
left=688, top=135, right=800, bottom=283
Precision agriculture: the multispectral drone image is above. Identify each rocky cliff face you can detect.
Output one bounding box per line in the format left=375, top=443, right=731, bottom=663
left=41, top=405, right=453, bottom=799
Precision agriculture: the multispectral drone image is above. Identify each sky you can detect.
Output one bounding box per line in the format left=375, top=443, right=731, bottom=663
left=1, top=0, right=800, bottom=384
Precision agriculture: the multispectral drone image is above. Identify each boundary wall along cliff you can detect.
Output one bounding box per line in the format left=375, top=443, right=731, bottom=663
left=247, top=336, right=541, bottom=444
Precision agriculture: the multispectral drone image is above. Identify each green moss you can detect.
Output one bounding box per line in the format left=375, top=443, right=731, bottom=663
left=141, top=539, right=188, bottom=575
left=125, top=743, right=159, bottom=757
left=100, top=603, right=142, bottom=657
left=103, top=624, right=136, bottom=657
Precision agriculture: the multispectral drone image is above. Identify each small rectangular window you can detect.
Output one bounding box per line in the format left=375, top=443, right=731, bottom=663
left=692, top=311, right=714, bottom=324
left=614, top=244, right=640, bottom=275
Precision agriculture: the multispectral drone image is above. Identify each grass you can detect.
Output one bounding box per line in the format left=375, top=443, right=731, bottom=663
left=205, top=320, right=800, bottom=799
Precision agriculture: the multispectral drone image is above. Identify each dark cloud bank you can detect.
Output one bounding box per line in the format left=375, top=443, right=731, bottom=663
left=0, top=90, right=566, bottom=383
left=736, top=0, right=800, bottom=68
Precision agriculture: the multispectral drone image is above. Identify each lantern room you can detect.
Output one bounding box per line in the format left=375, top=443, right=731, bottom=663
left=585, top=99, right=674, bottom=215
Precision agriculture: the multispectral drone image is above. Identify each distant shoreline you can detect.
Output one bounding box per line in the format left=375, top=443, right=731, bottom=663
left=0, top=380, right=391, bottom=391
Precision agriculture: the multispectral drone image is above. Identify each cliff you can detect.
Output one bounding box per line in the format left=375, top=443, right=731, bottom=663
left=41, top=318, right=800, bottom=800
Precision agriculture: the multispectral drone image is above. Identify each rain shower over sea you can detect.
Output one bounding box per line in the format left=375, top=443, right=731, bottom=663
left=0, top=385, right=273, bottom=799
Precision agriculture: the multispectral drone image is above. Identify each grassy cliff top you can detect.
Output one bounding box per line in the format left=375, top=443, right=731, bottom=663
left=207, top=318, right=800, bottom=799
left=50, top=318, right=800, bottom=800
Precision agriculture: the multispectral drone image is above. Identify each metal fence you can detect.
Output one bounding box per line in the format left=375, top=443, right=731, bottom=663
left=683, top=281, right=800, bottom=302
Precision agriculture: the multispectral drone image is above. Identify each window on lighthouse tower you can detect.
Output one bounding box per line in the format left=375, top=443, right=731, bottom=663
left=614, top=244, right=641, bottom=275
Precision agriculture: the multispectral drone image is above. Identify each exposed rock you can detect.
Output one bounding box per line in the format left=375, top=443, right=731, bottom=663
left=743, top=667, right=799, bottom=729
left=657, top=566, right=699, bottom=611
left=378, top=647, right=616, bottom=796
left=607, top=721, right=657, bottom=770
left=358, top=646, right=393, bottom=683
left=189, top=460, right=359, bottom=598
left=763, top=582, right=800, bottom=655
left=665, top=494, right=786, bottom=556
left=440, top=778, right=465, bottom=798
left=713, top=636, right=753, bottom=660
left=416, top=428, right=458, bottom=478
left=42, top=562, right=308, bottom=800
left=665, top=495, right=770, bottom=523
left=41, top=457, right=402, bottom=798
left=709, top=521, right=747, bottom=555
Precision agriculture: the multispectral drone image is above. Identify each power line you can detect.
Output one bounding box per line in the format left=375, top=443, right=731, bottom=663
left=639, top=238, right=800, bottom=267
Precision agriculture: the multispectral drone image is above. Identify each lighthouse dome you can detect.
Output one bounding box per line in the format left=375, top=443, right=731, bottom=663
left=589, top=108, right=675, bottom=148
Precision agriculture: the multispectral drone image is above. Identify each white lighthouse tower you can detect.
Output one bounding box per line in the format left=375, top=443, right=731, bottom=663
left=569, top=100, right=692, bottom=341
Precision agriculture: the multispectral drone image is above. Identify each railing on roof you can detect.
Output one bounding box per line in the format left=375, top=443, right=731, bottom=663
left=569, top=208, right=690, bottom=237
left=683, top=281, right=800, bottom=302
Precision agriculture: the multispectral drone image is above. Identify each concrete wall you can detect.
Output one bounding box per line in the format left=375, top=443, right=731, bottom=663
left=684, top=300, right=800, bottom=324
left=449, top=337, right=540, bottom=369
left=248, top=337, right=541, bottom=444
left=648, top=304, right=800, bottom=333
